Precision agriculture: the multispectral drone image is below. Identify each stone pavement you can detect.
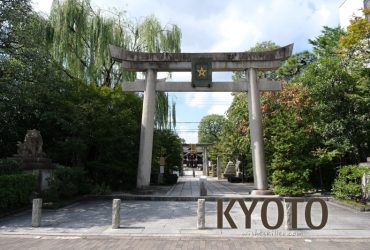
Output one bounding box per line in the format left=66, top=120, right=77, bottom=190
left=165, top=173, right=254, bottom=198
left=110, top=170, right=255, bottom=200
left=1, top=199, right=370, bottom=238
left=1, top=235, right=370, bottom=250
left=1, top=173, right=370, bottom=249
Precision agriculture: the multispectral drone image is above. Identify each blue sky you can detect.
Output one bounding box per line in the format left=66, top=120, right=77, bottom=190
left=33, top=0, right=343, bottom=143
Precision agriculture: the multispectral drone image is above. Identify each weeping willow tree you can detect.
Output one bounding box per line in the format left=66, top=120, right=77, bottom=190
left=48, top=0, right=181, bottom=129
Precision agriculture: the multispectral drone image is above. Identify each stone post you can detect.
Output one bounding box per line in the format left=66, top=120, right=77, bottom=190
left=284, top=200, right=292, bottom=230
left=197, top=199, right=206, bottom=229
left=247, top=68, right=271, bottom=195
left=199, top=176, right=207, bottom=196
left=212, top=162, right=217, bottom=177
left=362, top=174, right=370, bottom=200
left=137, top=69, right=157, bottom=189
left=112, top=199, right=121, bottom=229
left=217, top=156, right=221, bottom=180
left=31, top=198, right=42, bottom=227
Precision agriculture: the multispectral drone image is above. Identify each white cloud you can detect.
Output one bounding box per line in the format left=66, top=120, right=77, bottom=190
left=207, top=92, right=233, bottom=115
left=31, top=0, right=341, bottom=54
left=32, top=0, right=53, bottom=15
left=167, top=72, right=191, bottom=82
left=204, top=0, right=340, bottom=53
left=184, top=92, right=208, bottom=108
left=176, top=125, right=198, bottom=143
left=182, top=91, right=232, bottom=117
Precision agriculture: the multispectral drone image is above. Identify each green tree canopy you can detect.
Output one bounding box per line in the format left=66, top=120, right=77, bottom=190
left=276, top=51, right=315, bottom=82
left=339, top=8, right=370, bottom=69
left=198, top=114, right=226, bottom=144
left=308, top=26, right=345, bottom=58
left=0, top=0, right=32, bottom=52
left=233, top=41, right=280, bottom=81
left=0, top=0, right=162, bottom=191
left=48, top=0, right=181, bottom=129
left=49, top=0, right=181, bottom=86
left=152, top=129, right=183, bottom=175
left=299, top=25, right=370, bottom=164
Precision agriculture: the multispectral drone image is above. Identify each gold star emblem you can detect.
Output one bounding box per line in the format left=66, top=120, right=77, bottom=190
left=197, top=66, right=207, bottom=77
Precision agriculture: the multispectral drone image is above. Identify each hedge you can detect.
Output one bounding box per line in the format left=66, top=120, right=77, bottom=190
left=0, top=159, right=22, bottom=176
left=0, top=174, right=36, bottom=212
left=332, top=165, right=370, bottom=200
left=44, top=165, right=92, bottom=201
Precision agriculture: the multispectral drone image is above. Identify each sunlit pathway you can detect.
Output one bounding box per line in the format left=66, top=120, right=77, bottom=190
left=165, top=174, right=254, bottom=197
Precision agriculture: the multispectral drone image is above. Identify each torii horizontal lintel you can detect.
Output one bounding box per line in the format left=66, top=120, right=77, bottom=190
left=121, top=79, right=281, bottom=92
left=110, top=44, right=294, bottom=72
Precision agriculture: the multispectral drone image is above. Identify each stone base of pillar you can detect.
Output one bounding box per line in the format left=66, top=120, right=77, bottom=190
left=199, top=176, right=207, bottom=196
left=251, top=189, right=273, bottom=195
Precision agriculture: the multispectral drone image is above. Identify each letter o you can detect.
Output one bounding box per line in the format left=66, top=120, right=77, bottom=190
left=261, top=198, right=284, bottom=229
left=305, top=198, right=328, bottom=230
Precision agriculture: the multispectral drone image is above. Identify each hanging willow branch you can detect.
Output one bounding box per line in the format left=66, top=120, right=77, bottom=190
left=48, top=0, right=181, bottom=129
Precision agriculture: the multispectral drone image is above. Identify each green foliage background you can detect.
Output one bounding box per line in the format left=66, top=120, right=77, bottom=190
left=332, top=165, right=370, bottom=200
left=1, top=1, right=369, bottom=199
left=152, top=129, right=183, bottom=175
left=0, top=160, right=36, bottom=212
left=0, top=0, right=183, bottom=193
left=214, top=22, right=370, bottom=196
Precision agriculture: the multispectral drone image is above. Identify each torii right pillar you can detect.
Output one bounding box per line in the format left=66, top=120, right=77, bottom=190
left=247, top=68, right=272, bottom=195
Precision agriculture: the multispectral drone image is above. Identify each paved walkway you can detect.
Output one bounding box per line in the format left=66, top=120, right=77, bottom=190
left=1, top=199, right=369, bottom=238
left=166, top=174, right=254, bottom=197
left=110, top=170, right=256, bottom=200
left=1, top=172, right=369, bottom=249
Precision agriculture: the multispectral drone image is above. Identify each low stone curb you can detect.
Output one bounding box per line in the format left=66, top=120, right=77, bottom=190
left=82, top=194, right=332, bottom=202
left=329, top=199, right=370, bottom=212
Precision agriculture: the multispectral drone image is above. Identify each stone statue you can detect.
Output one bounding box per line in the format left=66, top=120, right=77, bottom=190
left=223, top=161, right=236, bottom=178
left=10, top=129, right=53, bottom=191
left=16, top=129, right=45, bottom=158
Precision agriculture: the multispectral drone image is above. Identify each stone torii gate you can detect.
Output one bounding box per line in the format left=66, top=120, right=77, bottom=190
left=110, top=44, right=293, bottom=195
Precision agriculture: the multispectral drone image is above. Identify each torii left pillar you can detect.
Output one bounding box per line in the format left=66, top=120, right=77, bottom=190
left=137, top=69, right=157, bottom=188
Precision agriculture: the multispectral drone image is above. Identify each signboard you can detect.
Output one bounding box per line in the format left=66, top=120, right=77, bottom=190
left=192, top=58, right=212, bottom=87
left=190, top=144, right=197, bottom=153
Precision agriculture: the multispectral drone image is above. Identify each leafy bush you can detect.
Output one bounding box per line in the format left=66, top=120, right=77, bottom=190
left=91, top=183, right=112, bottom=195
left=45, top=165, right=92, bottom=201
left=163, top=173, right=178, bottom=185
left=271, top=167, right=310, bottom=196
left=332, top=165, right=370, bottom=200
left=0, top=159, right=22, bottom=176
left=86, top=161, right=137, bottom=190
left=0, top=174, right=36, bottom=212
left=152, top=129, right=183, bottom=175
